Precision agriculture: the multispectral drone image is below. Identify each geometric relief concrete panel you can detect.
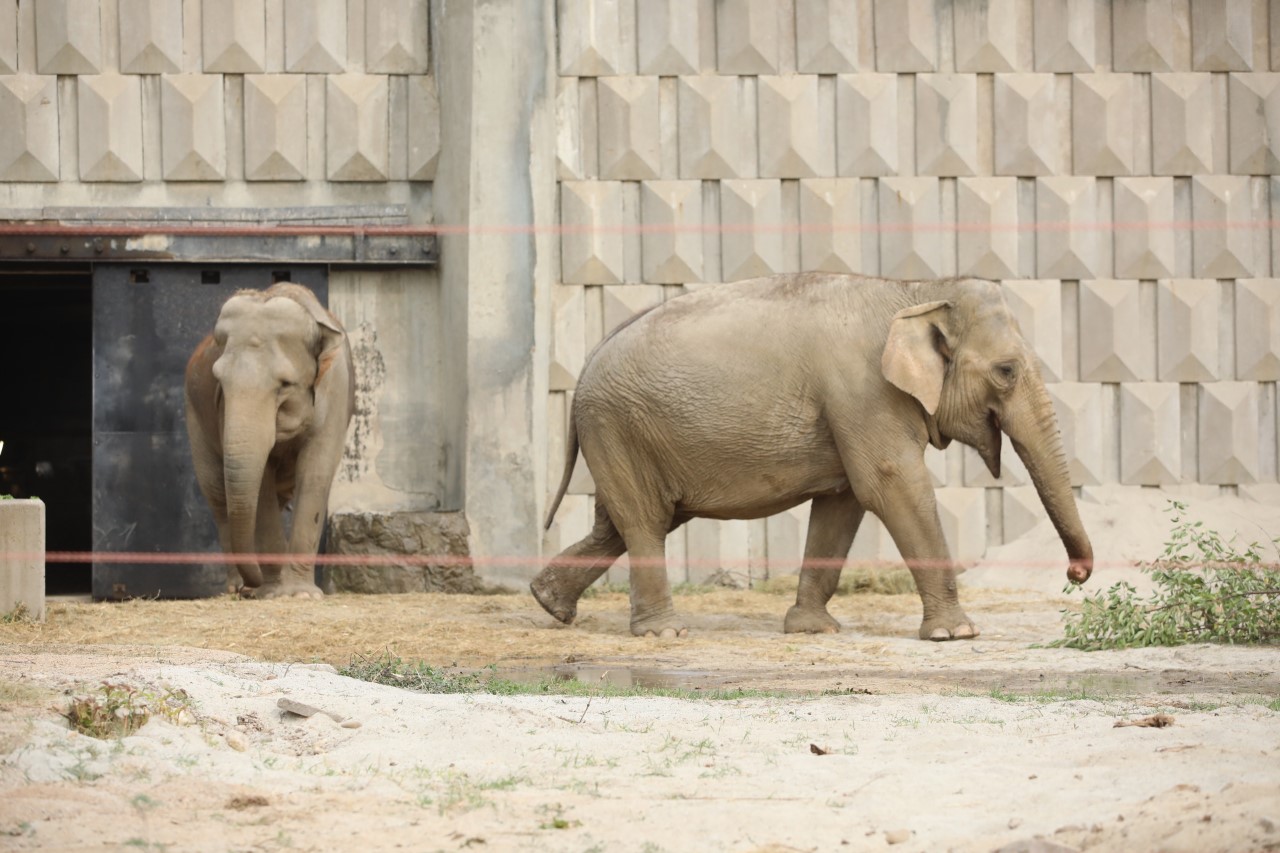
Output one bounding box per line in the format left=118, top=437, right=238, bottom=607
left=935, top=488, right=987, bottom=561
left=1198, top=382, right=1261, bottom=484
left=720, top=179, right=785, bottom=282
left=1033, top=0, right=1096, bottom=71
left=559, top=0, right=623, bottom=76
left=1002, top=486, right=1046, bottom=543
left=1235, top=279, right=1280, bottom=380
left=678, top=75, right=755, bottom=179
left=408, top=75, right=440, bottom=180
left=799, top=178, right=860, bottom=274
left=161, top=75, right=226, bottom=180
left=758, top=75, right=834, bottom=178
left=285, top=0, right=347, bottom=72
left=637, top=0, right=699, bottom=75
left=1072, top=74, right=1135, bottom=176
left=0, top=1, right=15, bottom=74
left=550, top=285, right=585, bottom=391
left=641, top=180, right=703, bottom=283
left=994, top=74, right=1062, bottom=175
left=1047, top=383, right=1106, bottom=486
left=327, top=75, right=389, bottom=181
left=836, top=74, right=898, bottom=176
left=602, top=285, right=664, bottom=338
left=36, top=0, right=102, bottom=73
left=202, top=0, right=265, bottom=72
left=77, top=75, right=143, bottom=182
left=365, top=0, right=429, bottom=73
left=1157, top=279, right=1220, bottom=382
left=1113, top=177, right=1177, bottom=279
left=561, top=181, right=624, bottom=284
left=954, top=0, right=1025, bottom=72
left=119, top=0, right=183, bottom=73
left=243, top=75, right=307, bottom=181
left=962, top=443, right=1028, bottom=488
left=716, top=0, right=779, bottom=75
left=1191, top=0, right=1253, bottom=71
left=0, top=76, right=60, bottom=182
left=1192, top=176, right=1255, bottom=278
left=958, top=177, right=1019, bottom=279
left=1119, top=382, right=1181, bottom=485
left=597, top=76, right=661, bottom=180
left=915, top=74, right=978, bottom=176
left=1079, top=279, right=1154, bottom=382
left=1112, top=0, right=1188, bottom=72
left=873, top=0, right=937, bottom=72
left=1036, top=177, right=1098, bottom=278
left=878, top=177, right=942, bottom=279
left=1228, top=74, right=1280, bottom=174
left=1151, top=74, right=1216, bottom=175
left=1000, top=279, right=1063, bottom=382
left=796, top=0, right=859, bottom=73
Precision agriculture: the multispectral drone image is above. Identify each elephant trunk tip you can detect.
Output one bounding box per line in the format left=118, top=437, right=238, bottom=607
left=1067, top=543, right=1094, bottom=585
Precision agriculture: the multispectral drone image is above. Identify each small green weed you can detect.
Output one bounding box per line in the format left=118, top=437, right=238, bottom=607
left=63, top=682, right=194, bottom=739
left=1, top=603, right=32, bottom=624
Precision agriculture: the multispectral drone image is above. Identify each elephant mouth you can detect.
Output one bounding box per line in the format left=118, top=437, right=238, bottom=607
left=981, top=410, right=1003, bottom=479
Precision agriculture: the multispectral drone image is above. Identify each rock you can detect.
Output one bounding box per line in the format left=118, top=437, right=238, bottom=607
left=1260, top=817, right=1277, bottom=833
left=340, top=719, right=362, bottom=729
left=884, top=829, right=911, bottom=845
left=325, top=511, right=487, bottom=594
left=1008, top=818, right=1023, bottom=829
left=277, top=698, right=321, bottom=718
left=225, top=731, right=248, bottom=752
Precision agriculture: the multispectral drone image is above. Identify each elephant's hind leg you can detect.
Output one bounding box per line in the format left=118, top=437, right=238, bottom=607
left=784, top=491, right=862, bottom=634
left=531, top=505, right=626, bottom=625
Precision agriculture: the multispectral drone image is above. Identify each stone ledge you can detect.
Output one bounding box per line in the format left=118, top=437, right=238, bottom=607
left=0, top=499, right=45, bottom=621
left=325, top=511, right=486, bottom=595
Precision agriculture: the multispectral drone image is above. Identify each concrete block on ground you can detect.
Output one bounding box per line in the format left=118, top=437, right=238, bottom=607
left=836, top=73, right=898, bottom=175
left=1000, top=279, right=1063, bottom=382
left=1235, top=279, right=1280, bottom=380
left=119, top=0, right=183, bottom=73
left=0, top=500, right=44, bottom=621
left=0, top=76, right=59, bottom=182
left=202, top=0, right=266, bottom=72
left=326, top=75, right=389, bottom=181
left=1120, top=383, right=1182, bottom=485
left=36, top=0, right=101, bottom=73
left=1151, top=73, right=1216, bottom=175
left=1198, top=382, right=1261, bottom=484
left=958, top=178, right=1019, bottom=279
left=1033, top=0, right=1096, bottom=71
left=678, top=75, right=756, bottom=179
left=161, top=74, right=226, bottom=180
left=799, top=178, right=860, bottom=274
left=878, top=176, right=942, bottom=279
left=872, top=0, right=936, bottom=72
left=78, top=75, right=144, bottom=182
left=243, top=74, right=307, bottom=180
left=796, top=0, right=859, bottom=73
left=1228, top=73, right=1280, bottom=174
left=1113, top=178, right=1176, bottom=279
left=1192, top=175, right=1255, bottom=278
left=995, top=73, right=1062, bottom=176
left=365, top=0, right=429, bottom=73
left=758, top=75, right=834, bottom=178
left=715, top=0, right=779, bottom=75
left=597, top=76, right=661, bottom=180
left=1072, top=74, right=1136, bottom=176
left=1157, top=279, right=1220, bottom=381
left=916, top=74, right=979, bottom=176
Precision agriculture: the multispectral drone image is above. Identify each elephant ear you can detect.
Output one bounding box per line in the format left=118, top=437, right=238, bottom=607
left=881, top=300, right=953, bottom=416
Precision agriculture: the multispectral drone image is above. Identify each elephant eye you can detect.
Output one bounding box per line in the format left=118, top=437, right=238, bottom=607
left=994, top=362, right=1017, bottom=383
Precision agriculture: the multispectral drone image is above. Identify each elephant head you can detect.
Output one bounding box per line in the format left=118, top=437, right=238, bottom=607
left=210, top=284, right=346, bottom=588
left=881, top=281, right=1093, bottom=585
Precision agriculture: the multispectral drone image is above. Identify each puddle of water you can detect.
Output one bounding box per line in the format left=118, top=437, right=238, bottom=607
left=493, top=664, right=739, bottom=693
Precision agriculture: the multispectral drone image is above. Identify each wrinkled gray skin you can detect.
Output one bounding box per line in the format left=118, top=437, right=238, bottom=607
left=184, top=283, right=354, bottom=599
left=532, top=273, right=1094, bottom=639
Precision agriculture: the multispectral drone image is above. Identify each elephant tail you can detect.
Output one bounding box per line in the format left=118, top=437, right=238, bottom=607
left=544, top=403, right=580, bottom=530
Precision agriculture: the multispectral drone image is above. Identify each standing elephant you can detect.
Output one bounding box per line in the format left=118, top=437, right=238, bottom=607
left=532, top=273, right=1093, bottom=639
left=184, top=282, right=354, bottom=599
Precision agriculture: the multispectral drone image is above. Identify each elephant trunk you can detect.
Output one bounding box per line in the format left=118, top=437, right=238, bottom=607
left=221, top=396, right=276, bottom=589
left=1004, top=377, right=1094, bottom=584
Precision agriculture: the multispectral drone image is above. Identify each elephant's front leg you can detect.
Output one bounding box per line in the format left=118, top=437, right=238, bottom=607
left=784, top=491, right=863, bottom=634
left=247, top=464, right=323, bottom=600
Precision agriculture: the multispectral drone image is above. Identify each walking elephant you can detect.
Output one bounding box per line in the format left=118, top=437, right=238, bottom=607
left=184, top=282, right=354, bottom=598
left=532, top=273, right=1093, bottom=639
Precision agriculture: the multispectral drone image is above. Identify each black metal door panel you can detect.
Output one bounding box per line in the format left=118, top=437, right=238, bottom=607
left=92, top=265, right=328, bottom=599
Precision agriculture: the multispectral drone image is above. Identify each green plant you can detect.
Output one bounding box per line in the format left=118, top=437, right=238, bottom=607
left=63, top=682, right=194, bottom=739
left=1, top=602, right=32, bottom=624
left=1053, top=501, right=1280, bottom=651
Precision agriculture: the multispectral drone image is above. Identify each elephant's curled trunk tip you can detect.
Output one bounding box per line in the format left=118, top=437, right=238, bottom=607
left=1068, top=552, right=1093, bottom=585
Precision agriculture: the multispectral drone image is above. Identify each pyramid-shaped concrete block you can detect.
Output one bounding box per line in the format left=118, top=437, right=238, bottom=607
left=720, top=179, right=786, bottom=282
left=1191, top=0, right=1254, bottom=71
left=36, top=0, right=102, bottom=74
left=202, top=0, right=265, bottom=72
left=0, top=1, right=15, bottom=74
left=1001, top=486, right=1046, bottom=544
left=677, top=75, right=755, bottom=179
left=1198, top=382, right=1261, bottom=484
left=550, top=285, right=585, bottom=391
left=1079, top=279, right=1154, bottom=382
left=962, top=443, right=1029, bottom=488
left=1113, top=0, right=1189, bottom=71
left=597, top=76, right=661, bottom=180
left=1033, top=0, right=1096, bottom=71
left=836, top=74, right=898, bottom=176
left=558, top=0, right=623, bottom=76
left=285, top=0, right=346, bottom=73
left=77, top=75, right=143, bottom=182
left=561, top=181, right=625, bottom=284
left=796, top=0, right=859, bottom=73
left=602, top=285, right=663, bottom=332
left=119, top=0, right=182, bottom=73
left=1228, top=73, right=1280, bottom=174
left=243, top=74, right=307, bottom=180
left=1151, top=73, right=1216, bottom=175
left=637, top=0, right=699, bottom=75
left=1035, top=177, right=1098, bottom=278
left=366, top=0, right=429, bottom=74
left=1119, top=382, right=1181, bottom=485
left=758, top=75, right=834, bottom=178
left=1047, top=382, right=1107, bottom=486
left=408, top=76, right=440, bottom=181
left=916, top=74, right=978, bottom=176
left=1113, top=178, right=1176, bottom=279
left=0, top=76, right=60, bottom=182
left=1157, top=279, right=1221, bottom=382
left=954, top=0, right=1026, bottom=72
left=994, top=73, right=1062, bottom=176
left=1000, top=279, right=1063, bottom=382
left=640, top=180, right=702, bottom=283
left=1234, top=279, right=1280, bottom=380
left=715, top=0, right=779, bottom=75
left=327, top=75, right=389, bottom=181
left=161, top=75, right=226, bottom=181
left=556, top=79, right=588, bottom=181
left=878, top=176, right=942, bottom=279
left=850, top=513, right=902, bottom=564
left=958, top=178, right=1019, bottom=279
left=1072, top=74, right=1135, bottom=176
left=685, top=517, right=752, bottom=584
left=872, top=0, right=936, bottom=72
left=1191, top=176, right=1255, bottom=278
left=764, top=504, right=812, bottom=576
left=798, top=178, right=860, bottom=275
left=935, top=487, right=988, bottom=561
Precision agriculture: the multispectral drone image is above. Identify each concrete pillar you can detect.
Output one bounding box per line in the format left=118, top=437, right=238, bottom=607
left=432, top=0, right=555, bottom=585
left=0, top=499, right=45, bottom=621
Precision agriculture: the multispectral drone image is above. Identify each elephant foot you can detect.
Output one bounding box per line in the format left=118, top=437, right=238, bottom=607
left=530, top=574, right=578, bottom=625
left=783, top=604, right=842, bottom=634
left=244, top=581, right=324, bottom=600
left=630, top=612, right=688, bottom=639
left=918, top=609, right=980, bottom=642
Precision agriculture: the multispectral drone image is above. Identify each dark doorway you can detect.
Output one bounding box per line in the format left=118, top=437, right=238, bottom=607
left=0, top=266, right=93, bottom=595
